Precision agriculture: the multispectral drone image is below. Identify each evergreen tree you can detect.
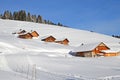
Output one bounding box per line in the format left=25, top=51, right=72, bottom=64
left=47, top=20, right=51, bottom=24
left=0, top=14, right=2, bottom=18
left=9, top=12, right=13, bottom=19
left=18, top=10, right=26, bottom=21
left=26, top=12, right=32, bottom=21
left=2, top=10, right=12, bottom=19
left=57, top=22, right=63, bottom=26
left=37, top=15, right=43, bottom=23
left=13, top=12, right=19, bottom=20
left=43, top=20, right=47, bottom=24
left=49, top=20, right=54, bottom=24
left=31, top=15, right=37, bottom=22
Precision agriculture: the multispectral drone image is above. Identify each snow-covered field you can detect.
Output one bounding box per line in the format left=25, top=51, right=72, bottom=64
left=0, top=19, right=120, bottom=80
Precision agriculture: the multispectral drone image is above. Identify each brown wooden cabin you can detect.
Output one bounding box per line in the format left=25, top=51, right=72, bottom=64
left=74, top=42, right=110, bottom=57
left=55, top=38, right=69, bottom=45
left=18, top=33, right=33, bottom=39
left=30, top=31, right=39, bottom=37
left=41, top=36, right=56, bottom=42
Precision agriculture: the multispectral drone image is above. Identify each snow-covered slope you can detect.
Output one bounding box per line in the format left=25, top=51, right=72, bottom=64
left=0, top=19, right=120, bottom=80
left=0, top=19, right=119, bottom=45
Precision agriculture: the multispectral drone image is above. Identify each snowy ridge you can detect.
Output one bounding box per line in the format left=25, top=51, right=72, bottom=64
left=0, top=19, right=120, bottom=80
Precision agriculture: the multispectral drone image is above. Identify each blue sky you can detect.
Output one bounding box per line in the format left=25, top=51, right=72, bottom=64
left=0, top=0, right=120, bottom=35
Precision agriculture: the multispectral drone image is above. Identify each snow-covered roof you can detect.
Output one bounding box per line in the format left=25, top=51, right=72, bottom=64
left=72, top=42, right=107, bottom=52
left=56, top=38, right=65, bottom=41
left=101, top=50, right=119, bottom=53
left=40, top=35, right=56, bottom=40
left=56, top=38, right=68, bottom=41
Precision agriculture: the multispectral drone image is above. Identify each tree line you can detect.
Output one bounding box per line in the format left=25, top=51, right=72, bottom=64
left=0, top=10, right=66, bottom=27
left=112, top=35, right=120, bottom=39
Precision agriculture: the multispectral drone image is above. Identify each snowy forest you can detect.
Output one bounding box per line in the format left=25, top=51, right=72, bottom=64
left=0, top=10, right=66, bottom=27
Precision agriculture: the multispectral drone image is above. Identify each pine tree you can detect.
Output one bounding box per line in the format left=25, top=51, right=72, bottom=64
left=37, top=15, right=43, bottom=23
left=0, top=14, right=2, bottom=18
left=31, top=15, right=37, bottom=22
left=26, top=12, right=32, bottom=21
left=13, top=12, right=19, bottom=20
left=43, top=20, right=47, bottom=24
left=18, top=10, right=26, bottom=21
left=47, top=20, right=50, bottom=24
left=9, top=12, right=13, bottom=19
left=57, top=22, right=63, bottom=26
left=49, top=21, right=53, bottom=25
left=2, top=10, right=12, bottom=19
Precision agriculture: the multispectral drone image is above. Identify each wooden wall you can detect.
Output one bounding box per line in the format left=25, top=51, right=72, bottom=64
left=104, top=53, right=119, bottom=57
left=93, top=43, right=109, bottom=54
left=76, top=51, right=92, bottom=57
left=31, top=31, right=39, bottom=37
left=18, top=33, right=32, bottom=39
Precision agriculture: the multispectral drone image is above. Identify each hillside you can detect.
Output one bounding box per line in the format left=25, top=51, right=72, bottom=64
left=0, top=19, right=120, bottom=80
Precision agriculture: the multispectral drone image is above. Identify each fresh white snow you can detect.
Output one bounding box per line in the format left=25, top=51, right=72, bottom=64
left=0, top=19, right=120, bottom=80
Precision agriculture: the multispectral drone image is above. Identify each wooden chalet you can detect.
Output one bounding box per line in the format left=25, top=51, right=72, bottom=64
left=18, top=33, right=33, bottom=39
left=30, top=31, right=39, bottom=37
left=41, top=36, right=56, bottom=42
left=55, top=38, right=69, bottom=45
left=73, top=42, right=110, bottom=57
